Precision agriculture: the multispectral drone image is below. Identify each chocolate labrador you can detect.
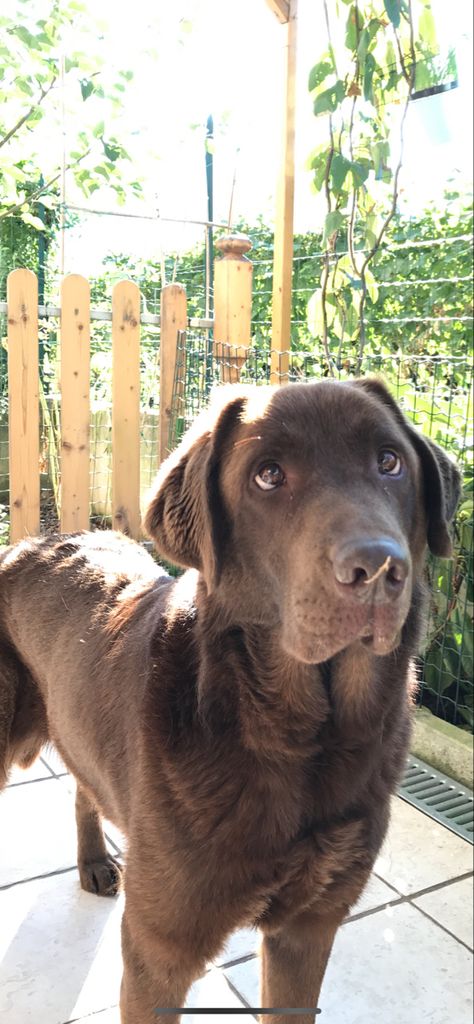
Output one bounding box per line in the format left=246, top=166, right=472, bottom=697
left=0, top=378, right=460, bottom=1023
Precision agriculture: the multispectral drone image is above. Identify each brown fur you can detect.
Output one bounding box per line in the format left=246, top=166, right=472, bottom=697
left=0, top=378, right=460, bottom=1023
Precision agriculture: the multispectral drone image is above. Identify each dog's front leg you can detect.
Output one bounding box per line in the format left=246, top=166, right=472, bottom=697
left=75, top=783, right=123, bottom=896
left=260, top=912, right=341, bottom=1024
left=120, top=911, right=199, bottom=1024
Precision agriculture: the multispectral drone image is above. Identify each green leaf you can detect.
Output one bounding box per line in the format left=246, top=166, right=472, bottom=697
left=345, top=5, right=364, bottom=51
left=313, top=80, right=345, bottom=116
left=384, top=0, right=401, bottom=28
left=350, top=159, right=370, bottom=187
left=357, top=18, right=381, bottom=65
left=311, top=151, right=329, bottom=192
left=323, top=210, right=345, bottom=243
left=12, top=26, right=38, bottom=48
left=102, top=139, right=122, bottom=161
left=363, top=52, right=377, bottom=101
left=308, top=61, right=333, bottom=91
left=330, top=154, right=352, bottom=190
left=21, top=212, right=46, bottom=230
left=15, top=77, right=34, bottom=96
left=80, top=78, right=94, bottom=100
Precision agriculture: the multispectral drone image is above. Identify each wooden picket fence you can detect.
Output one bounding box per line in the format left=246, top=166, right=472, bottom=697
left=2, top=234, right=254, bottom=545
left=5, top=268, right=142, bottom=543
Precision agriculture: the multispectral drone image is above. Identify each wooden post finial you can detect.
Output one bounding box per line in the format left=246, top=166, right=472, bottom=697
left=215, top=234, right=252, bottom=260
left=214, top=234, right=253, bottom=383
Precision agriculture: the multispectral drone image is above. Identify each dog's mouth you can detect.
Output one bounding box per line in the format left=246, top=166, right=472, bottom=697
left=283, top=596, right=408, bottom=664
left=359, top=620, right=402, bottom=656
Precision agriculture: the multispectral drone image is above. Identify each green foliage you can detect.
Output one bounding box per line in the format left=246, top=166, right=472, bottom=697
left=306, top=0, right=459, bottom=368
left=0, top=0, right=142, bottom=227
left=424, top=481, right=473, bottom=729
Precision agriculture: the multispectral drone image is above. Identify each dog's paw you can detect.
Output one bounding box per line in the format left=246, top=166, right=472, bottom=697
left=78, top=855, right=123, bottom=897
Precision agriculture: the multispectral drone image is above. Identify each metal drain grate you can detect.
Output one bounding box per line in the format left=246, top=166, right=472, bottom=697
left=399, top=756, right=473, bottom=843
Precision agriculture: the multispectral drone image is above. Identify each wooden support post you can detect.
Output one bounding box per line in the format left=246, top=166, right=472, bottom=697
left=7, top=269, right=40, bottom=541
left=214, top=234, right=253, bottom=383
left=270, top=0, right=298, bottom=385
left=159, top=284, right=187, bottom=464
left=112, top=280, right=141, bottom=539
left=60, top=274, right=90, bottom=532
left=265, top=0, right=290, bottom=24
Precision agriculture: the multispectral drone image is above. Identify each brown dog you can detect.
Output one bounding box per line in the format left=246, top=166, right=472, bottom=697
left=0, top=378, right=460, bottom=1023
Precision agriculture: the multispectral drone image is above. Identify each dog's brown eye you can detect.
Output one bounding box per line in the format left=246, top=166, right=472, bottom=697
left=378, top=450, right=402, bottom=476
left=254, top=463, right=286, bottom=491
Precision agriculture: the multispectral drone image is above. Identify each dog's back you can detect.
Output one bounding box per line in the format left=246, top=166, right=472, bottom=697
left=0, top=532, right=171, bottom=815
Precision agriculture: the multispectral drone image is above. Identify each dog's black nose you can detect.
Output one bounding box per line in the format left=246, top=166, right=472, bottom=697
left=332, top=538, right=409, bottom=602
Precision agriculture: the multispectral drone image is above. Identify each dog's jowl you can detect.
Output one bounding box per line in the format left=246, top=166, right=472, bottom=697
left=0, top=379, right=460, bottom=1024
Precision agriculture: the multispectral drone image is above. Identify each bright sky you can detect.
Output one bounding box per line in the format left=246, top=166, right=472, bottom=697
left=64, top=0, right=473, bottom=270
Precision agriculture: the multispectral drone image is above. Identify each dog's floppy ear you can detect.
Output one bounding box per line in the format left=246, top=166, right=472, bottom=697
left=352, top=377, right=461, bottom=557
left=144, top=393, right=246, bottom=589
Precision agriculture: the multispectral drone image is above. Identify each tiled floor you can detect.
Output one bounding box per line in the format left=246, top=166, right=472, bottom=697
left=0, top=750, right=472, bottom=1024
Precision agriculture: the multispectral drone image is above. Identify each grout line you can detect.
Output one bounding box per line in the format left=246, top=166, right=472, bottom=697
left=411, top=899, right=474, bottom=953
left=372, top=870, right=403, bottom=895
left=219, top=952, right=259, bottom=970
left=224, top=974, right=258, bottom=1021
left=0, top=865, right=78, bottom=892
left=405, top=869, right=474, bottom=900
left=103, top=832, right=123, bottom=857
left=7, top=772, right=55, bottom=787
left=40, top=753, right=69, bottom=779
left=61, top=1006, right=118, bottom=1024
left=342, top=870, right=474, bottom=928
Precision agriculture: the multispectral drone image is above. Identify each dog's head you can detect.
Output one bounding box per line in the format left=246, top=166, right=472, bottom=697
left=145, top=379, right=460, bottom=663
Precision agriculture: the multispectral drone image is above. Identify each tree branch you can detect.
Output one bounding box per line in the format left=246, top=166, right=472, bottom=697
left=0, top=148, right=91, bottom=221
left=356, top=2, right=416, bottom=370
left=0, top=76, right=57, bottom=150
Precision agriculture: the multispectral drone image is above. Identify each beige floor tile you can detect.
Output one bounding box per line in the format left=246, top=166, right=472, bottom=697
left=65, top=1011, right=119, bottom=1024
left=376, top=797, right=473, bottom=894
left=185, top=966, right=254, bottom=1021
left=0, top=872, right=123, bottom=1024
left=214, top=876, right=396, bottom=973
left=0, top=779, right=79, bottom=886
left=413, top=875, right=474, bottom=949
left=0, top=870, right=252, bottom=1024
left=213, top=926, right=259, bottom=966
left=225, top=902, right=473, bottom=1024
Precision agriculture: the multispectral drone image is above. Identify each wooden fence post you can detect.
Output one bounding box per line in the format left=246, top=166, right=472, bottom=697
left=214, top=234, right=253, bottom=383
left=112, top=280, right=141, bottom=539
left=7, top=269, right=40, bottom=541
left=270, top=0, right=298, bottom=385
left=159, top=284, right=187, bottom=465
left=60, top=274, right=90, bottom=532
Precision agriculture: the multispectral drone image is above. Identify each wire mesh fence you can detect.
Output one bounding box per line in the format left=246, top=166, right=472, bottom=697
left=0, top=209, right=472, bottom=728
left=169, top=331, right=473, bottom=733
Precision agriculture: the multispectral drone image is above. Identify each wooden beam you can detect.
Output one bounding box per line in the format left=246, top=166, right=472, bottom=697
left=60, top=274, right=90, bottom=532
left=7, top=269, right=40, bottom=541
left=214, top=235, right=253, bottom=383
left=265, top=0, right=290, bottom=24
left=159, top=284, right=187, bottom=464
left=270, top=0, right=297, bottom=385
left=112, top=280, right=141, bottom=539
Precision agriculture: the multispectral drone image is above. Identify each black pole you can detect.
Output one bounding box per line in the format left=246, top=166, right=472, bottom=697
left=205, top=115, right=214, bottom=392
left=37, top=174, right=46, bottom=386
